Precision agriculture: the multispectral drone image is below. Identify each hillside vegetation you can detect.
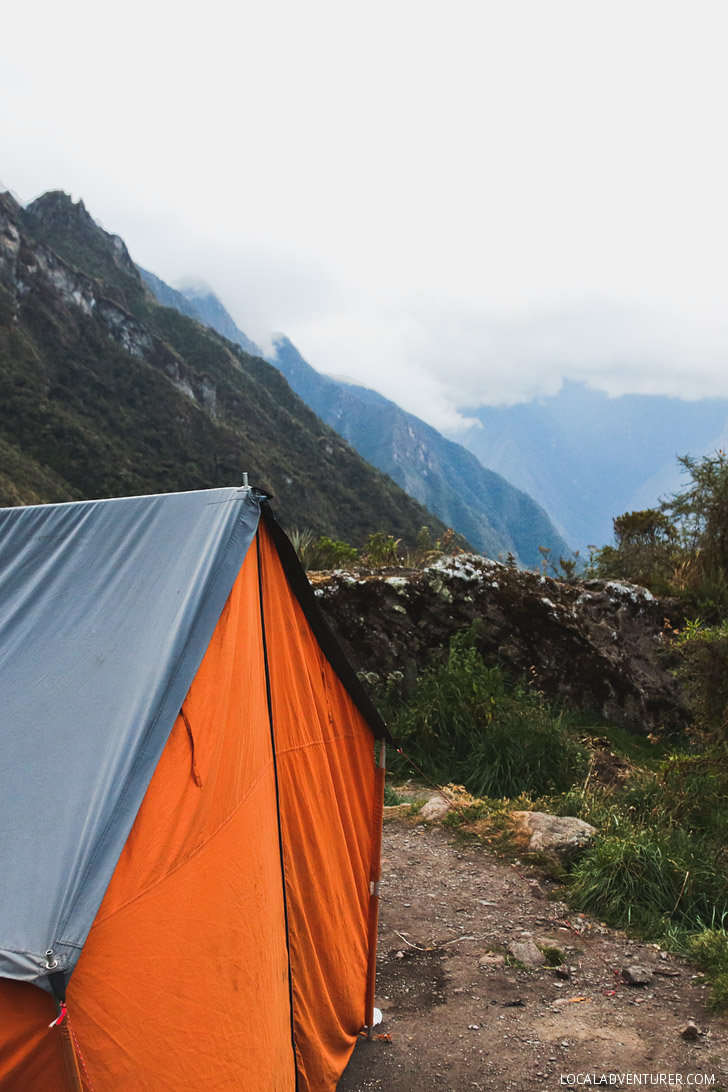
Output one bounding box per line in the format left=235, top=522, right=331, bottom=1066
left=310, top=457, right=728, bottom=1009
left=0, top=188, right=447, bottom=545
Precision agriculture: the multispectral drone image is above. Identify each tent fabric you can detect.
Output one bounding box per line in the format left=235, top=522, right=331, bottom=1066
left=259, top=501, right=391, bottom=741
left=0, top=486, right=261, bottom=987
left=0, top=491, right=385, bottom=1092
left=257, top=524, right=377, bottom=1090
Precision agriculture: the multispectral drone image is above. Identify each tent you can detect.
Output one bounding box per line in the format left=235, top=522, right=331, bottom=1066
left=0, top=485, right=388, bottom=1092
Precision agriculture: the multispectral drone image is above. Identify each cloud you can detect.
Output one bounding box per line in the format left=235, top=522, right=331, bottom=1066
left=280, top=295, right=728, bottom=433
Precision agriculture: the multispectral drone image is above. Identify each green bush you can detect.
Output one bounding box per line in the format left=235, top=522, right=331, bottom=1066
left=688, top=928, right=728, bottom=1011
left=361, top=532, right=401, bottom=566
left=385, top=627, right=587, bottom=798
left=595, top=452, right=728, bottom=618
left=568, top=826, right=728, bottom=934
left=675, top=619, right=728, bottom=739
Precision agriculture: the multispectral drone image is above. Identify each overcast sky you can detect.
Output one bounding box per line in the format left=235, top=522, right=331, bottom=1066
left=3, top=0, right=727, bottom=432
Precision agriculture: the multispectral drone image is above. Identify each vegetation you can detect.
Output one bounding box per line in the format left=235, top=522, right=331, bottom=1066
left=594, top=451, right=728, bottom=619
left=0, top=190, right=448, bottom=546
left=291, top=524, right=464, bottom=570
left=380, top=625, right=588, bottom=798
left=376, top=475, right=728, bottom=1006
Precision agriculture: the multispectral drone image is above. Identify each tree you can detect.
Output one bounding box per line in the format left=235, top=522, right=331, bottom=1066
left=596, top=452, right=728, bottom=617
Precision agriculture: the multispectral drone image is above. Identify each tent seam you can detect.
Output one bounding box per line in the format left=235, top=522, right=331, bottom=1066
left=257, top=531, right=300, bottom=1092
left=76, top=756, right=276, bottom=930
left=273, top=731, right=358, bottom=759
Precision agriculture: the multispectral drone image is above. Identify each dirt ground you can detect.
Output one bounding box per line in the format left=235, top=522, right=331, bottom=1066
left=338, top=818, right=728, bottom=1092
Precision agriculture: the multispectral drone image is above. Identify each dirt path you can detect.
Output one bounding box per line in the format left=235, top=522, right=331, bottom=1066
left=338, top=819, right=728, bottom=1091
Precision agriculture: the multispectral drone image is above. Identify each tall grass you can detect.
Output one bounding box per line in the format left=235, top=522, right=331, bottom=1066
left=383, top=626, right=587, bottom=798
left=378, top=622, right=728, bottom=1007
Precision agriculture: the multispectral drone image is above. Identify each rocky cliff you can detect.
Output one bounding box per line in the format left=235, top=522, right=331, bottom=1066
left=311, top=555, right=686, bottom=733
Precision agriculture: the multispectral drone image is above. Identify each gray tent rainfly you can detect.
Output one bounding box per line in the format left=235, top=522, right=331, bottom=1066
left=0, top=486, right=261, bottom=988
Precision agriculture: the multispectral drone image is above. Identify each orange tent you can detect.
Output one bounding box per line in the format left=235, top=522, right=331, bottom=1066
left=0, top=489, right=386, bottom=1091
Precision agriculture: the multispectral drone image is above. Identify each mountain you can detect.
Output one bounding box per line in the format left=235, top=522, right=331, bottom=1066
left=139, top=275, right=571, bottom=566
left=270, top=338, right=572, bottom=568
left=451, top=382, right=728, bottom=552
left=0, top=188, right=448, bottom=545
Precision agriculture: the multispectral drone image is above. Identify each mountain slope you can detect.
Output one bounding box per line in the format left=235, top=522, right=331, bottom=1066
left=452, top=382, right=728, bottom=551
left=0, top=189, right=447, bottom=544
left=139, top=275, right=571, bottom=566
left=270, top=337, right=572, bottom=567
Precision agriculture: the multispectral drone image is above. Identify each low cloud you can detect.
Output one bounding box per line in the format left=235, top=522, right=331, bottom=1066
left=282, top=297, right=728, bottom=434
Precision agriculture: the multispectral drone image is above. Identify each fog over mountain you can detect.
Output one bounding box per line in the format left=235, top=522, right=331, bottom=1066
left=140, top=270, right=728, bottom=556
left=450, top=383, right=728, bottom=552
left=138, top=270, right=572, bottom=567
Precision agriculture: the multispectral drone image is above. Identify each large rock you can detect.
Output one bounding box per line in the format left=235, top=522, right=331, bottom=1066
left=311, top=557, right=687, bottom=733
left=419, top=794, right=453, bottom=821
left=510, top=811, right=597, bottom=864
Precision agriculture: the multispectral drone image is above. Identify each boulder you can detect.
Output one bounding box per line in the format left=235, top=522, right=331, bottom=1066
left=312, top=559, right=689, bottom=734
left=419, top=794, right=453, bottom=821
left=510, top=811, right=597, bottom=864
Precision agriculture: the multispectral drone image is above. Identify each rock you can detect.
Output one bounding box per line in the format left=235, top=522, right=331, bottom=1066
left=507, top=938, right=546, bottom=967
left=479, top=952, right=506, bottom=968
left=622, top=965, right=653, bottom=986
left=510, top=811, right=597, bottom=864
left=554, top=966, right=571, bottom=980
left=313, top=558, right=689, bottom=734
left=680, top=1022, right=700, bottom=1040
left=419, top=794, right=452, bottom=821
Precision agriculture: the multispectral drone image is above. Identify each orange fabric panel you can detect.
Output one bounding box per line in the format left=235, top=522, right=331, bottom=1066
left=258, top=524, right=377, bottom=1092
left=0, top=542, right=295, bottom=1091
left=0, top=980, right=69, bottom=1092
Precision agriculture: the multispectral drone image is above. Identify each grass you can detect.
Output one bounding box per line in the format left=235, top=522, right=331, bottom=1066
left=382, top=625, right=588, bottom=799
left=686, top=927, right=728, bottom=1011
left=379, top=625, right=728, bottom=1009
left=383, top=783, right=407, bottom=806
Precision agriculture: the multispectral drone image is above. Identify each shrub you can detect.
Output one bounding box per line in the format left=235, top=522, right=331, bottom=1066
left=688, top=928, right=728, bottom=1011
left=675, top=619, right=728, bottom=740
left=361, top=532, right=401, bottom=567
left=385, top=627, right=587, bottom=798
left=568, top=826, right=728, bottom=934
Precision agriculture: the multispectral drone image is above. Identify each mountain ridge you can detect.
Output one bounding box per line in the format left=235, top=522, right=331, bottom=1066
left=451, top=382, right=728, bottom=551
left=0, top=188, right=448, bottom=546
left=139, top=269, right=571, bottom=567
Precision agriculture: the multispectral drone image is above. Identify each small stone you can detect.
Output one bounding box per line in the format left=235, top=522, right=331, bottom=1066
left=554, top=966, right=571, bottom=980
left=507, top=938, right=546, bottom=967
left=680, top=1022, right=700, bottom=1041
left=622, top=965, right=653, bottom=986
left=479, top=952, right=506, bottom=968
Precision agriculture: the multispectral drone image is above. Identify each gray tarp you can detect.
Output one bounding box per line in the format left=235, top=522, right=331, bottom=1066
left=0, top=486, right=260, bottom=989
